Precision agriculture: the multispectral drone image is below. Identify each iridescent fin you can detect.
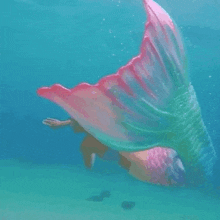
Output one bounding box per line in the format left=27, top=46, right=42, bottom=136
left=37, top=0, right=216, bottom=185
left=37, top=0, right=188, bottom=151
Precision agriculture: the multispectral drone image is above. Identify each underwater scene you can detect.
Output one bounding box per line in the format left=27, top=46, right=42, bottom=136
left=1, top=0, right=220, bottom=219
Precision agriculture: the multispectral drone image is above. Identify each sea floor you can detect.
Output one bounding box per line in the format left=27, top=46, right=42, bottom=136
left=0, top=159, right=219, bottom=220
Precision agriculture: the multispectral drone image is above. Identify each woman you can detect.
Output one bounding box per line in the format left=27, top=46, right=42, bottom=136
left=38, top=0, right=216, bottom=187
left=43, top=117, right=186, bottom=186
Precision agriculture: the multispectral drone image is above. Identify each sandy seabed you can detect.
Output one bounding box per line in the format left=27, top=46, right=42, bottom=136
left=0, top=159, right=219, bottom=220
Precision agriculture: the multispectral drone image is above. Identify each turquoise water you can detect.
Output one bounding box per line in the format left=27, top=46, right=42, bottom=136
left=1, top=0, right=220, bottom=219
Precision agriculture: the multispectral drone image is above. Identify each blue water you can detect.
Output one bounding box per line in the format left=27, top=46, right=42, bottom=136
left=1, top=0, right=220, bottom=219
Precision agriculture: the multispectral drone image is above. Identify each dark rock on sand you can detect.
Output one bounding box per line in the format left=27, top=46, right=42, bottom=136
left=121, top=201, right=135, bottom=210
left=86, top=190, right=111, bottom=202
left=86, top=195, right=103, bottom=202
left=100, top=190, right=111, bottom=198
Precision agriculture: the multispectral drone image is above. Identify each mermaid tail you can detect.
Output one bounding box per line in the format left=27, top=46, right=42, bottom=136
left=37, top=0, right=216, bottom=186
left=121, top=147, right=186, bottom=186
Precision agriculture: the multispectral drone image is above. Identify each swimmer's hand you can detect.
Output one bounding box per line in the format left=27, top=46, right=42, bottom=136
left=43, top=118, right=72, bottom=129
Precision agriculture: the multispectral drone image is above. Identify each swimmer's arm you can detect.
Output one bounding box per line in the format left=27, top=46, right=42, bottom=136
left=43, top=117, right=86, bottom=133
left=43, top=118, right=72, bottom=129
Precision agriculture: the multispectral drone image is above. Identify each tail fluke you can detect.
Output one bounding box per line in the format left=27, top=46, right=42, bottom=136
left=37, top=0, right=216, bottom=186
